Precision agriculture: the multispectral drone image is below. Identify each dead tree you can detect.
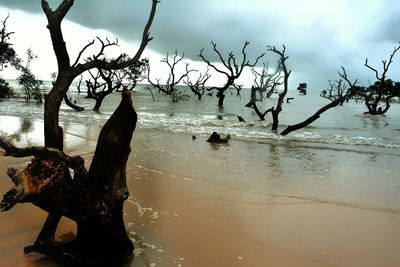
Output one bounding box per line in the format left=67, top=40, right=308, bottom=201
left=266, top=45, right=291, bottom=131
left=321, top=79, right=347, bottom=105
left=199, top=41, right=265, bottom=108
left=12, top=0, right=158, bottom=259
left=85, top=68, right=122, bottom=111
left=86, top=58, right=146, bottom=110
left=183, top=65, right=211, bottom=100
left=250, top=45, right=290, bottom=129
left=1, top=90, right=138, bottom=265
left=280, top=67, right=357, bottom=136
left=246, top=62, right=282, bottom=107
left=75, top=74, right=83, bottom=93
left=358, top=43, right=400, bottom=115
left=252, top=62, right=282, bottom=99
left=297, top=83, right=307, bottom=95
left=118, top=58, right=148, bottom=92
left=0, top=15, right=21, bottom=70
left=147, top=50, right=194, bottom=95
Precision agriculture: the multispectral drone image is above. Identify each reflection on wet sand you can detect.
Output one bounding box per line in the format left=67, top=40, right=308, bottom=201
left=0, top=117, right=399, bottom=266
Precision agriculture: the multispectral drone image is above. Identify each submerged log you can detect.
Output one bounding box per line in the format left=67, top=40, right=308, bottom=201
left=0, top=90, right=137, bottom=265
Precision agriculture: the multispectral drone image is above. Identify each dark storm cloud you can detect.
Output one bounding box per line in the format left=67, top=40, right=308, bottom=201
left=0, top=0, right=399, bottom=88
left=375, top=8, right=400, bottom=43
left=0, top=0, right=285, bottom=59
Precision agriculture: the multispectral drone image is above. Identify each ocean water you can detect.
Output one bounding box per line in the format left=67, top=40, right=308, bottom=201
left=1, top=82, right=400, bottom=149
left=0, top=82, right=400, bottom=212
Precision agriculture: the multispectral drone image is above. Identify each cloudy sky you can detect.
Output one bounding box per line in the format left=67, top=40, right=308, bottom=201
left=0, top=0, right=399, bottom=90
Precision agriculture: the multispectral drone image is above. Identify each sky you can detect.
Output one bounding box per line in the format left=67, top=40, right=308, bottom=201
left=0, top=0, right=399, bottom=91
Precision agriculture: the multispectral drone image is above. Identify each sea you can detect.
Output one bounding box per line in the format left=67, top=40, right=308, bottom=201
left=0, top=81, right=400, bottom=214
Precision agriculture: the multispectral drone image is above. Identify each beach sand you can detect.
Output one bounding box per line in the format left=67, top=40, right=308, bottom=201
left=0, top=124, right=399, bottom=267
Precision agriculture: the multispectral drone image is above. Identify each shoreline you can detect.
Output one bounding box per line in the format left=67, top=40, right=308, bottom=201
left=0, top=116, right=399, bottom=266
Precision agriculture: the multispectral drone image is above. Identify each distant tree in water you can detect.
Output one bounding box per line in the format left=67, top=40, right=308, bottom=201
left=199, top=41, right=265, bottom=108
left=0, top=15, right=21, bottom=70
left=147, top=50, right=194, bottom=99
left=183, top=65, right=211, bottom=100
left=253, top=62, right=282, bottom=99
left=251, top=45, right=291, bottom=130
left=354, top=43, right=400, bottom=115
left=0, top=77, right=13, bottom=98
left=84, top=57, right=147, bottom=111
left=0, top=15, right=20, bottom=99
left=17, top=49, right=43, bottom=103
left=280, top=67, right=357, bottom=136
left=86, top=68, right=123, bottom=111
left=120, top=57, right=148, bottom=91
left=321, top=79, right=348, bottom=105
left=246, top=62, right=282, bottom=108
left=297, top=83, right=307, bottom=95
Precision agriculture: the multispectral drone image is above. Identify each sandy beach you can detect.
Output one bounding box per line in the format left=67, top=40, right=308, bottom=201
left=0, top=119, right=400, bottom=267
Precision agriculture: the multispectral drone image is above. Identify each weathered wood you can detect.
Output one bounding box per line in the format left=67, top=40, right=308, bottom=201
left=0, top=90, right=137, bottom=264
left=64, top=94, right=85, bottom=111
left=40, top=0, right=158, bottom=249
left=280, top=92, right=354, bottom=136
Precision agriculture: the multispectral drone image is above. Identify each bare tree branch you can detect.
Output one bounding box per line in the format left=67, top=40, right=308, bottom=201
left=199, top=41, right=265, bottom=107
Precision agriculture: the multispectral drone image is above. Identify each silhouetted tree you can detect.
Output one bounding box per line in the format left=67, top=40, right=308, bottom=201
left=246, top=62, right=282, bottom=107
left=0, top=15, right=21, bottom=70
left=85, top=68, right=123, bottom=111
left=183, top=65, right=211, bottom=100
left=355, top=43, right=400, bottom=115
left=0, top=15, right=18, bottom=99
left=253, top=62, right=282, bottom=99
left=147, top=50, right=194, bottom=95
left=251, top=45, right=290, bottom=130
left=17, top=49, right=43, bottom=103
left=321, top=79, right=347, bottom=105
left=0, top=0, right=159, bottom=264
left=199, top=41, right=264, bottom=108
left=0, top=78, right=13, bottom=98
left=118, top=57, right=148, bottom=91
left=297, top=83, right=307, bottom=95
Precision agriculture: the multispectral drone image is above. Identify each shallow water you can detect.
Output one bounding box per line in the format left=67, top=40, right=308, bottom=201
left=0, top=84, right=399, bottom=214
left=2, top=82, right=400, bottom=149
left=0, top=86, right=400, bottom=266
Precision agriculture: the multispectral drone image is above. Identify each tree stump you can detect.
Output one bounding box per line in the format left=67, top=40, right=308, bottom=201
left=0, top=90, right=137, bottom=265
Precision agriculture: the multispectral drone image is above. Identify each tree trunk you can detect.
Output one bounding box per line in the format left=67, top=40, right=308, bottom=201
left=93, top=95, right=106, bottom=112
left=280, top=96, right=346, bottom=136
left=44, top=80, right=72, bottom=150
left=271, top=109, right=279, bottom=132
left=1, top=90, right=137, bottom=264
left=217, top=89, right=225, bottom=108
left=41, top=76, right=75, bottom=245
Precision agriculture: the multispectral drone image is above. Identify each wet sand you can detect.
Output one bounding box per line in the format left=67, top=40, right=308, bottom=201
left=0, top=124, right=400, bottom=266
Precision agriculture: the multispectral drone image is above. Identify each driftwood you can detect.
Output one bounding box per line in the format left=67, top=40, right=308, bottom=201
left=206, top=132, right=230, bottom=144
left=64, top=94, right=85, bottom=111
left=0, top=90, right=137, bottom=265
